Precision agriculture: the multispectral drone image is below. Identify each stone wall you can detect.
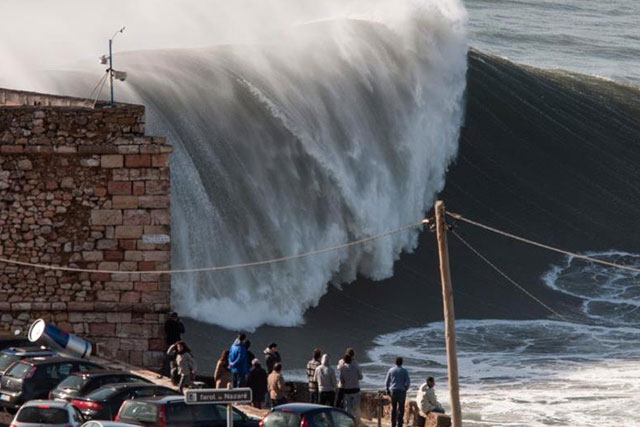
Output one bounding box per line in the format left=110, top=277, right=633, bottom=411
left=0, top=88, right=172, bottom=368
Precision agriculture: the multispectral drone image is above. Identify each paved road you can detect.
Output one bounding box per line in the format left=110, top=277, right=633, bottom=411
left=0, top=411, right=11, bottom=426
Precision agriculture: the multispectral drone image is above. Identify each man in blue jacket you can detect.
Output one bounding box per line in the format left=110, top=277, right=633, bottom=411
left=385, top=356, right=411, bottom=427
left=228, top=333, right=250, bottom=387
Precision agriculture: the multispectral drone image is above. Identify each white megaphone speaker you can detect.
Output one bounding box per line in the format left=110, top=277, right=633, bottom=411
left=28, top=319, right=92, bottom=359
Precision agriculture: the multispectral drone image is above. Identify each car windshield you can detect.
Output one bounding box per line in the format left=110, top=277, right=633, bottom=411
left=17, top=406, right=69, bottom=423
left=6, top=362, right=32, bottom=378
left=119, top=401, right=158, bottom=423
left=56, top=375, right=89, bottom=390
left=263, top=411, right=301, bottom=427
left=0, top=354, right=18, bottom=372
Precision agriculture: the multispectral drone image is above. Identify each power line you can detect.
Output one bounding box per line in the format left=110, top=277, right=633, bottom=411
left=450, top=229, right=567, bottom=321
left=446, top=211, right=640, bottom=274
left=0, top=219, right=429, bottom=275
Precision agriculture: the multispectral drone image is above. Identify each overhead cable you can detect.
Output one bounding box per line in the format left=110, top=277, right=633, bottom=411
left=447, top=211, right=640, bottom=274
left=451, top=229, right=567, bottom=321
left=0, top=219, right=429, bottom=275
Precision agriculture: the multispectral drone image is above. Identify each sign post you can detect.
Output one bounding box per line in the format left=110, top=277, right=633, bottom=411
left=185, top=387, right=252, bottom=427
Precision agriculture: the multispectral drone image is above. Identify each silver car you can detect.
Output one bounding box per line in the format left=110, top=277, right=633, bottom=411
left=11, top=400, right=84, bottom=427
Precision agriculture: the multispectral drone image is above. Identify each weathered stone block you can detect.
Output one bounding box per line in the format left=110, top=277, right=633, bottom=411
left=125, top=154, right=151, bottom=168
left=123, top=209, right=150, bottom=225
left=96, top=290, right=120, bottom=302
left=91, top=210, right=122, bottom=225
left=115, top=225, right=143, bottom=239
left=138, top=196, right=169, bottom=209
left=120, top=291, right=141, bottom=304
left=112, top=196, right=138, bottom=209
left=90, top=323, right=116, bottom=337
left=101, top=154, right=123, bottom=168
left=108, top=181, right=131, bottom=195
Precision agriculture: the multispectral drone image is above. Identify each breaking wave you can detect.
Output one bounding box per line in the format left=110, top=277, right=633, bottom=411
left=115, top=1, right=469, bottom=329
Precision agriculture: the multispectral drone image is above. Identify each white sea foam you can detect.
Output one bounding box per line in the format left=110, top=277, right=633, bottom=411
left=127, top=1, right=469, bottom=330
left=0, top=0, right=468, bottom=330
left=366, top=252, right=640, bottom=426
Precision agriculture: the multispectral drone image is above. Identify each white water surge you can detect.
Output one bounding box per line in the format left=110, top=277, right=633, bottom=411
left=365, top=252, right=640, bottom=426
left=120, top=3, right=468, bottom=329
left=1, top=0, right=468, bottom=330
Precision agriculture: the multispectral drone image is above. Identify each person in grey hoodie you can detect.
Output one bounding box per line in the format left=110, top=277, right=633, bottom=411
left=314, top=354, right=337, bottom=406
left=338, top=354, right=362, bottom=424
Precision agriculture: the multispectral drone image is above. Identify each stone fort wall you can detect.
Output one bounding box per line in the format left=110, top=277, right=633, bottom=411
left=0, top=88, right=172, bottom=368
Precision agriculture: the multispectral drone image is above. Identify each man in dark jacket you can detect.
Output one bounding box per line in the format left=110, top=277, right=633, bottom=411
left=162, top=312, right=185, bottom=376
left=264, top=342, right=281, bottom=373
left=229, top=333, right=250, bottom=387
left=247, top=359, right=268, bottom=408
left=164, top=312, right=185, bottom=346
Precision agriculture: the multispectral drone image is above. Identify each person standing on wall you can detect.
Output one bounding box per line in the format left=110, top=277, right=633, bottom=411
left=264, top=343, right=281, bottom=374
left=229, top=333, right=250, bottom=387
left=162, top=312, right=185, bottom=377
left=306, top=348, right=322, bottom=403
left=314, top=353, right=337, bottom=406
left=385, top=357, right=411, bottom=427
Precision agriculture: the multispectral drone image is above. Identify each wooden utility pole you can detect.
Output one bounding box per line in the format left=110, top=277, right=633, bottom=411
left=434, top=200, right=462, bottom=427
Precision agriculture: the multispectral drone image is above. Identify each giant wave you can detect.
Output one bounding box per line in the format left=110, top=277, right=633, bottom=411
left=113, top=4, right=469, bottom=329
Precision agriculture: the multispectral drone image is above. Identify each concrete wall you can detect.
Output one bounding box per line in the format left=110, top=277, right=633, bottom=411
left=0, top=88, right=172, bottom=368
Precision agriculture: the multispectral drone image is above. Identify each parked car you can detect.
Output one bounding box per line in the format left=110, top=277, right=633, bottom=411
left=0, top=335, right=31, bottom=352
left=50, top=370, right=152, bottom=402
left=10, top=399, right=85, bottom=427
left=81, top=422, right=140, bottom=427
left=0, top=356, right=103, bottom=412
left=260, top=403, right=356, bottom=427
left=0, top=347, right=57, bottom=379
left=71, top=382, right=179, bottom=420
left=115, top=395, right=259, bottom=426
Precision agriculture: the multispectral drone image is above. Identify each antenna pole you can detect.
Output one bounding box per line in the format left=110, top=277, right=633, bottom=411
left=434, top=200, right=462, bottom=427
left=108, top=38, right=114, bottom=106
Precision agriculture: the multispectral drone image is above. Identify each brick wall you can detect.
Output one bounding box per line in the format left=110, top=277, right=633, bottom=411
left=0, top=88, right=172, bottom=368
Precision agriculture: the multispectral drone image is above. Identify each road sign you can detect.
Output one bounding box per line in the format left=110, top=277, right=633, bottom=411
left=185, top=388, right=252, bottom=405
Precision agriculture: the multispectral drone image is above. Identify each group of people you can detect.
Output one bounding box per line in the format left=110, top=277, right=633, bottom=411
left=213, top=333, right=284, bottom=409
left=164, top=313, right=444, bottom=426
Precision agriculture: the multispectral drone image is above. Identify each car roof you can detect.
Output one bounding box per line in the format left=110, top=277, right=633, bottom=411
left=274, top=403, right=352, bottom=414
left=67, top=370, right=141, bottom=378
left=126, top=395, right=184, bottom=404
left=99, top=382, right=170, bottom=391
left=21, top=356, right=98, bottom=365
left=20, top=399, right=72, bottom=409
left=1, top=346, right=55, bottom=356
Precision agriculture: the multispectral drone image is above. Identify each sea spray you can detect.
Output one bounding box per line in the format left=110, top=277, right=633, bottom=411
left=2, top=0, right=468, bottom=329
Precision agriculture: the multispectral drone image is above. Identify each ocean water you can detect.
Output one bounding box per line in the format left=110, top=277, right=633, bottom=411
left=1, top=1, right=639, bottom=425
left=464, top=0, right=640, bottom=84
left=362, top=2, right=640, bottom=424
left=365, top=253, right=640, bottom=426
